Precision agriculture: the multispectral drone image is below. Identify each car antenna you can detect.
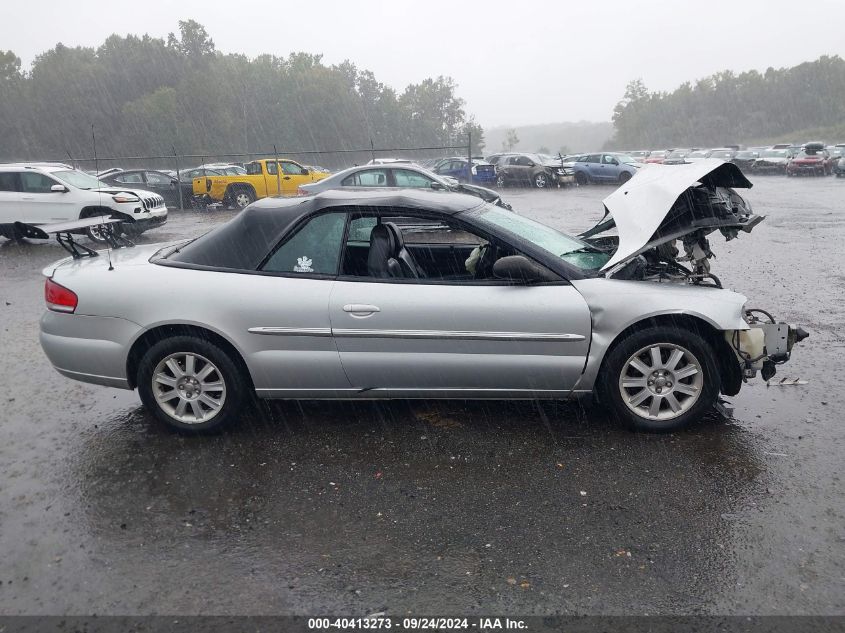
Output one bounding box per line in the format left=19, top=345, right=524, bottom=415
left=92, top=124, right=114, bottom=271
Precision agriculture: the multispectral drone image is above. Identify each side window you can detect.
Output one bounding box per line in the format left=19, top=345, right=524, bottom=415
left=262, top=212, right=347, bottom=275
left=281, top=161, right=307, bottom=176
left=340, top=212, right=519, bottom=283
left=20, top=172, right=57, bottom=193
left=265, top=161, right=278, bottom=176
left=602, top=154, right=617, bottom=164
left=145, top=172, right=172, bottom=185
left=245, top=162, right=263, bottom=175
left=117, top=172, right=144, bottom=183
left=0, top=173, right=19, bottom=191
left=585, top=154, right=600, bottom=163
left=347, top=216, right=377, bottom=243
left=393, top=169, right=434, bottom=188
left=342, top=170, right=388, bottom=187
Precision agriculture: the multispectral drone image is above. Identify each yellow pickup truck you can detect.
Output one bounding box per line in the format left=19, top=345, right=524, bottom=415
left=193, top=158, right=330, bottom=208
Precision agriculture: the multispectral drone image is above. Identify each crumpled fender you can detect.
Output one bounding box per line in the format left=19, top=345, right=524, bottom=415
left=571, top=278, right=748, bottom=392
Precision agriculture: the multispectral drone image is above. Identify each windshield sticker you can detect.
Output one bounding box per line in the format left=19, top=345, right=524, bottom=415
left=294, top=256, right=314, bottom=273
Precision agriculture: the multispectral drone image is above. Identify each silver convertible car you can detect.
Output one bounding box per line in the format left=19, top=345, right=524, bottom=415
left=39, top=160, right=806, bottom=433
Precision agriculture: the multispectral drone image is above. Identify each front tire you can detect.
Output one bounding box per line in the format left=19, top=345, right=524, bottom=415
left=618, top=171, right=632, bottom=184
left=137, top=336, right=248, bottom=433
left=597, top=326, right=720, bottom=432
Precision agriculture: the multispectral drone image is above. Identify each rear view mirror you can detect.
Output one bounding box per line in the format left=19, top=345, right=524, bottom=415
left=50, top=184, right=68, bottom=193
left=493, top=255, right=556, bottom=284
left=430, top=181, right=446, bottom=191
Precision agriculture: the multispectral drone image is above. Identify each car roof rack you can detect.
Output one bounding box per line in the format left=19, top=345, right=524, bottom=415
left=14, top=216, right=134, bottom=259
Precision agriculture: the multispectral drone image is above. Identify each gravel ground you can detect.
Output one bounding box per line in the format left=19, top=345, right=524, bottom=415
left=0, top=176, right=842, bottom=616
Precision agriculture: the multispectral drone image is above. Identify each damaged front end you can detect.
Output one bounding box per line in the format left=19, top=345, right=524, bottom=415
left=579, top=159, right=808, bottom=384
left=580, top=160, right=763, bottom=288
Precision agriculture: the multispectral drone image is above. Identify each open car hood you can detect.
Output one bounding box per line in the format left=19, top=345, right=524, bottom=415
left=584, top=159, right=759, bottom=272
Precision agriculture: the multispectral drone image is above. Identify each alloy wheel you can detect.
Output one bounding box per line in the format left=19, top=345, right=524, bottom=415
left=618, top=343, right=703, bottom=421
left=234, top=192, right=252, bottom=208
left=152, top=352, right=227, bottom=424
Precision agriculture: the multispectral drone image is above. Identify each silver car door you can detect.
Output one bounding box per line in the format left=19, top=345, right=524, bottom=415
left=329, top=214, right=593, bottom=397
left=247, top=210, right=352, bottom=398
left=330, top=282, right=592, bottom=396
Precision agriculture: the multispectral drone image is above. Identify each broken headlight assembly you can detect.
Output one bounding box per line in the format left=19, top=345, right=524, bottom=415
left=730, top=307, right=809, bottom=381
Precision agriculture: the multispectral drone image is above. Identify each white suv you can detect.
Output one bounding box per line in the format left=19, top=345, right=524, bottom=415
left=0, top=163, right=167, bottom=242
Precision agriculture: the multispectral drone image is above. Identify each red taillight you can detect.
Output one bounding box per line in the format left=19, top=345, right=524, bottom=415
left=45, top=278, right=78, bottom=313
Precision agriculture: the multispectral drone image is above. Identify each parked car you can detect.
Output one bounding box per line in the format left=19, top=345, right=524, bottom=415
left=297, top=163, right=511, bottom=209
left=684, top=150, right=710, bottom=163
left=787, top=143, right=831, bottom=176
left=751, top=149, right=790, bottom=174
left=626, top=150, right=650, bottom=162
left=196, top=163, right=247, bottom=176
left=731, top=150, right=760, bottom=171
left=38, top=162, right=806, bottom=434
left=433, top=158, right=497, bottom=186
left=193, top=158, right=330, bottom=208
left=0, top=163, right=167, bottom=242
left=572, top=153, right=640, bottom=185
left=366, top=158, right=415, bottom=165
left=495, top=153, right=574, bottom=188
left=834, top=155, right=845, bottom=177
left=663, top=149, right=693, bottom=165
left=706, top=148, right=737, bottom=161
left=644, top=150, right=668, bottom=164
left=101, top=169, right=182, bottom=209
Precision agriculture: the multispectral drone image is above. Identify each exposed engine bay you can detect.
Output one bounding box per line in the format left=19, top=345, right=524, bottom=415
left=580, top=183, right=764, bottom=288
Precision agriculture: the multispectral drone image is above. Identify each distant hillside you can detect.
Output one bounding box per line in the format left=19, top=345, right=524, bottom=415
left=607, top=55, right=845, bottom=149
left=484, top=121, right=614, bottom=156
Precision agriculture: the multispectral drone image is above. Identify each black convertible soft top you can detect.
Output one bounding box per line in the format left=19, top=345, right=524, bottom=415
left=166, top=188, right=484, bottom=270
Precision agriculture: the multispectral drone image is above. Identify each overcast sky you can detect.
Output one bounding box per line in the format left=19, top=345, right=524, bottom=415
left=3, top=0, right=844, bottom=127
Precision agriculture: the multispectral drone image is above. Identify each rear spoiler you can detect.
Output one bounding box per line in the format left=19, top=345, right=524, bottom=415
left=15, top=216, right=134, bottom=259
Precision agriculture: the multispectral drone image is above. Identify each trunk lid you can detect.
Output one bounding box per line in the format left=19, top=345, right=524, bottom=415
left=42, top=242, right=174, bottom=278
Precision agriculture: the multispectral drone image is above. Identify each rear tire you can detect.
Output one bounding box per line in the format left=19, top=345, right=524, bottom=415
left=597, top=326, right=721, bottom=432
left=618, top=171, right=632, bottom=184
left=227, top=187, right=255, bottom=209
left=137, top=335, right=248, bottom=434
left=575, top=172, right=589, bottom=186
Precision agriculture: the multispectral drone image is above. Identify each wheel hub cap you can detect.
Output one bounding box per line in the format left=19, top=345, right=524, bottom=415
left=152, top=352, right=227, bottom=424
left=618, top=343, right=704, bottom=422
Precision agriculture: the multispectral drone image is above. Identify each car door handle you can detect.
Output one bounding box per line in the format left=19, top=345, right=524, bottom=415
left=283, top=176, right=291, bottom=180
left=343, top=304, right=381, bottom=317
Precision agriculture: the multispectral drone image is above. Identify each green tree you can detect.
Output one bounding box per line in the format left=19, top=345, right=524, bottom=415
left=502, top=129, right=519, bottom=151
left=167, top=20, right=215, bottom=58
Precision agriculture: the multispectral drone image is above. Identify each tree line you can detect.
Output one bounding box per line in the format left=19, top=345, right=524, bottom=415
left=0, top=20, right=484, bottom=167
left=608, top=55, right=845, bottom=149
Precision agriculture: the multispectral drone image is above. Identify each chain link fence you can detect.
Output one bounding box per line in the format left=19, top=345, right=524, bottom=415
left=34, top=141, right=474, bottom=210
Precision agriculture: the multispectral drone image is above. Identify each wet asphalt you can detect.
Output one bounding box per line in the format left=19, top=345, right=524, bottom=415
left=0, top=177, right=842, bottom=616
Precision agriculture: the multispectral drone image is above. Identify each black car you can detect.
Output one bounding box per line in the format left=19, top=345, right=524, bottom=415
left=101, top=169, right=183, bottom=209
left=731, top=150, right=760, bottom=171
